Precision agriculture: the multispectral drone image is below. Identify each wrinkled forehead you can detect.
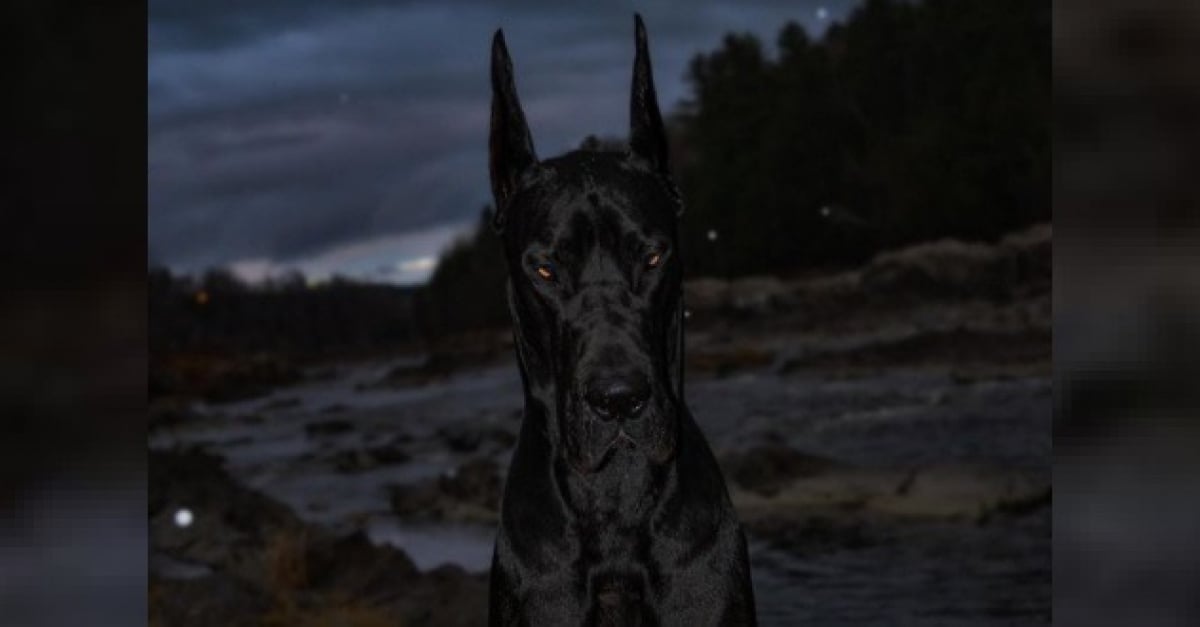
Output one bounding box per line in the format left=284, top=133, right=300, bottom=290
left=507, top=152, right=677, bottom=249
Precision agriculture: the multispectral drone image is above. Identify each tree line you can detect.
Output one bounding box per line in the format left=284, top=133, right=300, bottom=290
left=148, top=267, right=424, bottom=359
left=675, top=0, right=1048, bottom=275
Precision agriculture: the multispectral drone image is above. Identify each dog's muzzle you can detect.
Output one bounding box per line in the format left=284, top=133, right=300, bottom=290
left=565, top=371, right=677, bottom=474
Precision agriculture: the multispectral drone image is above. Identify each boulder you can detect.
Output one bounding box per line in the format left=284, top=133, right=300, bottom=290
left=328, top=445, right=410, bottom=473
left=389, top=457, right=503, bottom=522
left=861, top=238, right=1010, bottom=301
left=720, top=445, right=841, bottom=497
left=148, top=448, right=489, bottom=627
left=304, top=419, right=354, bottom=437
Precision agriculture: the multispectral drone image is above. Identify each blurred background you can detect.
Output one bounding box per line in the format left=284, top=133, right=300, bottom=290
left=21, top=0, right=1200, bottom=619
left=30, top=0, right=1200, bottom=619
left=145, top=1, right=1052, bottom=625
left=1054, top=0, right=1200, bottom=625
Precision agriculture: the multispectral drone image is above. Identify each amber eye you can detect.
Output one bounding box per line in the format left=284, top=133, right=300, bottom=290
left=646, top=251, right=663, bottom=269
left=535, top=264, right=555, bottom=281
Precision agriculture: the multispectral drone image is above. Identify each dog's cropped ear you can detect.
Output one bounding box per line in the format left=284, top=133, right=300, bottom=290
left=629, top=15, right=672, bottom=182
left=490, top=29, right=538, bottom=232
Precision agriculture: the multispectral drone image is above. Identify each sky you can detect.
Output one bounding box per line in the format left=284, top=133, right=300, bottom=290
left=149, top=0, right=857, bottom=285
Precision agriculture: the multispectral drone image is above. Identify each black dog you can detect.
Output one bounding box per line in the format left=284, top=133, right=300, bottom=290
left=486, top=15, right=757, bottom=627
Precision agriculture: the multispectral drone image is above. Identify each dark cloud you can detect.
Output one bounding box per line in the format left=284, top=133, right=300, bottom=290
left=150, top=0, right=858, bottom=282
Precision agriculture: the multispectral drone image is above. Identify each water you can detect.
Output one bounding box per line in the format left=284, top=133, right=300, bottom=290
left=151, top=356, right=1050, bottom=623
left=365, top=516, right=496, bottom=573
left=749, top=510, right=1050, bottom=626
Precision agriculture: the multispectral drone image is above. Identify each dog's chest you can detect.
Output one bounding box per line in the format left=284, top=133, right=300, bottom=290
left=564, top=447, right=661, bottom=525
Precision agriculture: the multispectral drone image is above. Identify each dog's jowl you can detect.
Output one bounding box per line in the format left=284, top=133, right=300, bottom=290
left=486, top=15, right=757, bottom=627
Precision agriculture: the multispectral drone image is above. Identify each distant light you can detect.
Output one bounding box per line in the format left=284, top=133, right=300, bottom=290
left=338, top=92, right=350, bottom=105
left=174, top=508, right=193, bottom=528
left=684, top=309, right=692, bottom=319
left=194, top=290, right=209, bottom=305
left=706, top=229, right=719, bottom=242
left=816, top=7, right=830, bottom=21
left=820, top=206, right=831, bottom=217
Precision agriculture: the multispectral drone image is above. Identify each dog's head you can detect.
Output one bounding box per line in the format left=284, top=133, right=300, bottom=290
left=488, top=15, right=684, bottom=475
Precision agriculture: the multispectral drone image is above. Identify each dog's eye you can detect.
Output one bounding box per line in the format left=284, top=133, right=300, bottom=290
left=646, top=251, right=663, bottom=269
left=534, top=264, right=555, bottom=281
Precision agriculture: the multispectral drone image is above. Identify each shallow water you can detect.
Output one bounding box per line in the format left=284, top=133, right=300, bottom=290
left=749, top=510, right=1050, bottom=626
left=364, top=516, right=496, bottom=572
left=151, top=356, right=1050, bottom=624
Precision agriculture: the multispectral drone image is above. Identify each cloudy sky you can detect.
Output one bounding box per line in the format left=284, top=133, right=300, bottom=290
left=149, top=0, right=856, bottom=285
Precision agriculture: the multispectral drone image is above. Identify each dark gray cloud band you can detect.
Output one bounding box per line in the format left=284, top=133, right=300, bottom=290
left=149, top=0, right=855, bottom=283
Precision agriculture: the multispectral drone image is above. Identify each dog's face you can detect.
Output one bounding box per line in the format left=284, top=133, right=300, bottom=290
left=488, top=17, right=684, bottom=474
left=501, top=153, right=683, bottom=474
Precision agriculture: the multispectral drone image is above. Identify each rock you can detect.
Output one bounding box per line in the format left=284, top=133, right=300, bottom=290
left=388, top=481, right=442, bottom=518
left=985, top=486, right=1052, bottom=520
left=683, top=276, right=790, bottom=317
left=370, top=332, right=512, bottom=388
left=748, top=515, right=877, bottom=555
left=438, top=424, right=484, bottom=453
left=389, top=457, right=503, bottom=522
left=258, top=396, right=301, bottom=411
left=150, top=552, right=214, bottom=580
left=330, top=450, right=376, bottom=473
left=680, top=224, right=1050, bottom=333
left=999, top=222, right=1052, bottom=288
left=367, top=445, right=411, bottom=465
left=329, top=445, right=410, bottom=473
left=687, top=346, right=775, bottom=377
left=198, top=354, right=304, bottom=405
left=306, top=366, right=339, bottom=381
left=303, top=529, right=419, bottom=594
left=778, top=327, right=1052, bottom=375
left=148, top=448, right=489, bottom=627
left=441, top=458, right=502, bottom=506
left=437, top=423, right=516, bottom=453
left=150, top=574, right=270, bottom=627
left=860, top=234, right=1031, bottom=302
left=394, top=563, right=489, bottom=627
left=305, top=419, right=354, bottom=437
left=730, top=460, right=1049, bottom=526
left=149, top=399, right=203, bottom=431
left=877, top=465, right=1050, bottom=521
left=684, top=278, right=731, bottom=310
left=727, top=276, right=789, bottom=314
left=720, top=445, right=841, bottom=497
left=777, top=272, right=865, bottom=329
left=149, top=448, right=305, bottom=575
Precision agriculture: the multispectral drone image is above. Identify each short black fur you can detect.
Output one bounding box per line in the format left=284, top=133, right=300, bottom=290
left=487, top=15, right=757, bottom=627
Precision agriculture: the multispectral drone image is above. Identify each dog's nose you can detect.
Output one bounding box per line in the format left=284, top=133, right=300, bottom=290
left=585, top=377, right=650, bottom=421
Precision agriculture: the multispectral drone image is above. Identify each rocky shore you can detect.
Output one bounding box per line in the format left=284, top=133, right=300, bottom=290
left=149, top=224, right=1051, bottom=625
left=149, top=449, right=488, bottom=627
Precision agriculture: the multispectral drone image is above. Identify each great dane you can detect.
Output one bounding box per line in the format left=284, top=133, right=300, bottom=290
left=486, top=15, right=757, bottom=626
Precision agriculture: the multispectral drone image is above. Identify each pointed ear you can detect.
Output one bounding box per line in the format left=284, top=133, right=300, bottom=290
left=629, top=14, right=670, bottom=180
left=489, top=29, right=537, bottom=231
